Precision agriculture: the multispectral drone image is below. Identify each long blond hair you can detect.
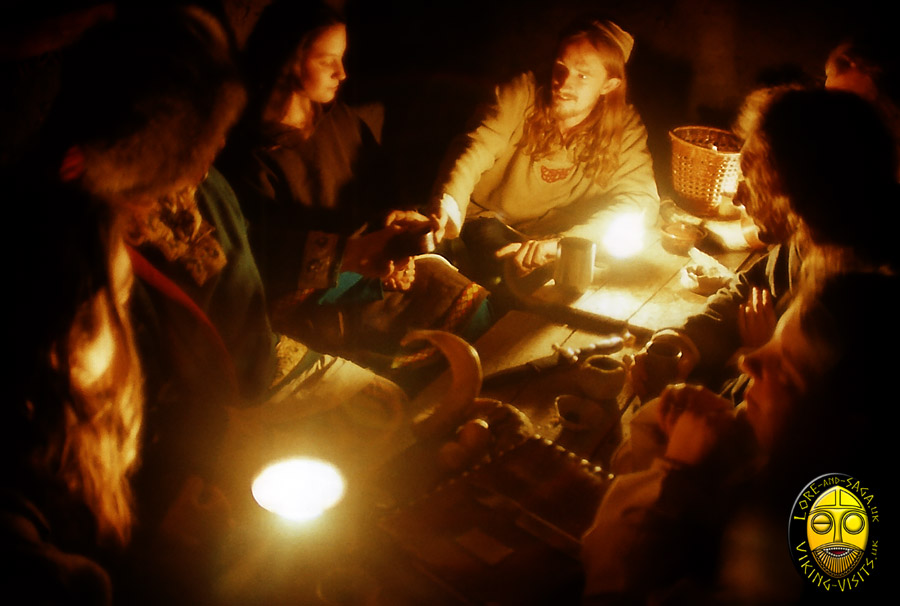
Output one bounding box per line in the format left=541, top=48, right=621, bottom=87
left=55, top=223, right=143, bottom=546
left=8, top=193, right=143, bottom=547
left=521, top=20, right=629, bottom=188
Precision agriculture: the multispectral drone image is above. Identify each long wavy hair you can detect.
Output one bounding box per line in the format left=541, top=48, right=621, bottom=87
left=55, top=223, right=143, bottom=546
left=8, top=187, right=143, bottom=547
left=520, top=18, right=629, bottom=188
left=9, top=4, right=247, bottom=548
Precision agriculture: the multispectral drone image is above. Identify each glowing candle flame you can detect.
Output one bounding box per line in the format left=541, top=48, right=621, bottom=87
left=252, top=458, right=345, bottom=522
left=602, top=212, right=645, bottom=258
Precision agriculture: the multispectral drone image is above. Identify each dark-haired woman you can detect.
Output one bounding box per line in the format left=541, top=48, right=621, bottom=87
left=221, top=0, right=492, bottom=376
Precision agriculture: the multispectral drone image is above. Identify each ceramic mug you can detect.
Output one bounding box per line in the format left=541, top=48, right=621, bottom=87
left=555, top=237, right=596, bottom=294
left=642, top=340, right=683, bottom=400
left=578, top=354, right=626, bottom=401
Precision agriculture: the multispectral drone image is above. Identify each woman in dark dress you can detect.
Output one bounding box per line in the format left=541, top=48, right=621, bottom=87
left=220, top=0, right=492, bottom=377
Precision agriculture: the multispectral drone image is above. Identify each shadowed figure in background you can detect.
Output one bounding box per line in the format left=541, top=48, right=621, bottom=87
left=824, top=30, right=900, bottom=178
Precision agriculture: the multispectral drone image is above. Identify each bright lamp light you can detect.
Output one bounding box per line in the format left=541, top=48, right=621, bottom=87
left=602, top=212, right=645, bottom=258
left=252, top=457, right=345, bottom=522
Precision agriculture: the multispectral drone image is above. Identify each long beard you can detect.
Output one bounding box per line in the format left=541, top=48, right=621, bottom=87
left=812, top=543, right=864, bottom=578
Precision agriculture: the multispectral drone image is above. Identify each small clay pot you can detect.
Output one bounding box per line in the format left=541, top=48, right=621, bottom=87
left=642, top=340, right=683, bottom=400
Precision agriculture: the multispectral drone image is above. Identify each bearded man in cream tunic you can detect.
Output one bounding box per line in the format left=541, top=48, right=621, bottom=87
left=429, top=16, right=659, bottom=281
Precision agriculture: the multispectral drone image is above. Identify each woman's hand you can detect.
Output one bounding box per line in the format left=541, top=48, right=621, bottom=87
left=496, top=239, right=558, bottom=276
left=383, top=257, right=416, bottom=291
left=657, top=384, right=734, bottom=465
left=738, top=287, right=776, bottom=348
left=431, top=204, right=456, bottom=243
left=385, top=208, right=449, bottom=245
left=342, top=224, right=407, bottom=278
left=384, top=209, right=432, bottom=229
left=425, top=194, right=461, bottom=243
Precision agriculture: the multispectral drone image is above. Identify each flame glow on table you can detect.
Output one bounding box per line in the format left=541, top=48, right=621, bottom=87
left=252, top=458, right=345, bottom=522
left=602, top=212, right=645, bottom=258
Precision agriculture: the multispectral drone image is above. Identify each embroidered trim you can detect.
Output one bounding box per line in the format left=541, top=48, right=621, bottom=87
left=540, top=164, right=573, bottom=183
left=391, top=282, right=489, bottom=368
left=125, top=185, right=226, bottom=286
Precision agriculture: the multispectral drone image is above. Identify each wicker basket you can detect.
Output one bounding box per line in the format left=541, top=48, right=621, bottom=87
left=669, top=126, right=742, bottom=216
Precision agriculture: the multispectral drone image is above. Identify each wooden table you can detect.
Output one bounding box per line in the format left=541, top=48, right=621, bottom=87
left=358, top=232, right=758, bottom=604
left=521, top=227, right=753, bottom=336
left=217, top=228, right=759, bottom=605
left=412, top=230, right=757, bottom=464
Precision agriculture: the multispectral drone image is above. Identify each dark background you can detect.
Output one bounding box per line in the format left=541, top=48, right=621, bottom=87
left=2, top=0, right=890, bottom=205
left=334, top=0, right=889, bottom=206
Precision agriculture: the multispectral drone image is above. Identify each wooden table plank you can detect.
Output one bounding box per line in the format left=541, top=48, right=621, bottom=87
left=409, top=310, right=576, bottom=421
left=533, top=238, right=692, bottom=327
left=627, top=246, right=756, bottom=331
left=626, top=274, right=712, bottom=332
left=472, top=310, right=576, bottom=376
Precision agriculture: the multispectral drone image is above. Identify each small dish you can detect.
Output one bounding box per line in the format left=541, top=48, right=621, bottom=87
left=553, top=394, right=603, bottom=432
left=661, top=222, right=707, bottom=255
left=680, top=263, right=731, bottom=295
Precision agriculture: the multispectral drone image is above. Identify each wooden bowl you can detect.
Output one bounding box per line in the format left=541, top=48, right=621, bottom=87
left=661, top=222, right=706, bottom=255
left=554, top=395, right=603, bottom=432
